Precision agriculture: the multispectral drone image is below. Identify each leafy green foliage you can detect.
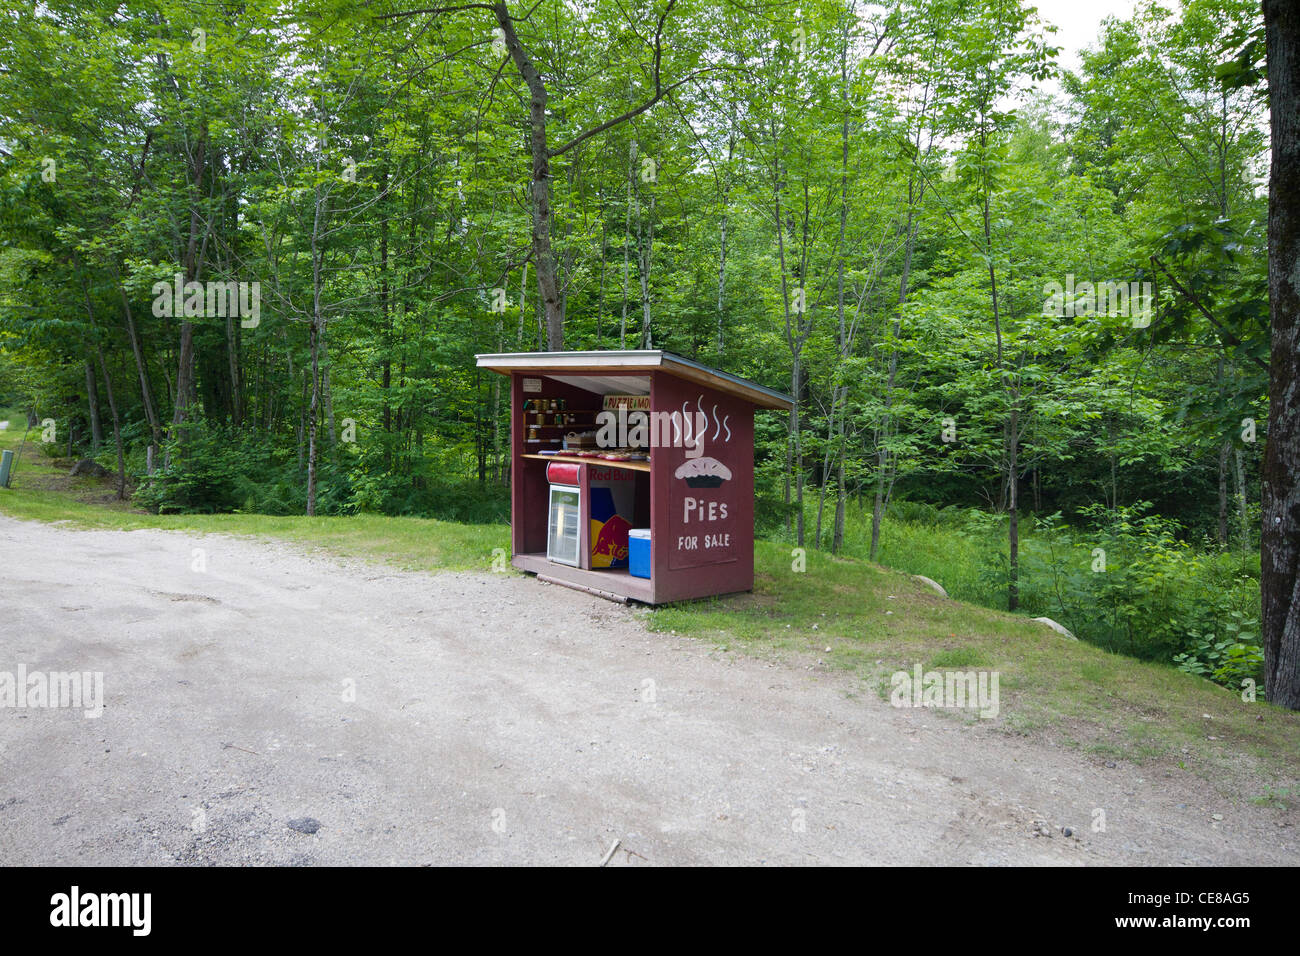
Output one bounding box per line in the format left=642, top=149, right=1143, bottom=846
left=1174, top=615, right=1265, bottom=691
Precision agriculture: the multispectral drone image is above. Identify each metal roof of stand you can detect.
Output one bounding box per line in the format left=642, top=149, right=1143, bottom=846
left=475, top=350, right=794, bottom=411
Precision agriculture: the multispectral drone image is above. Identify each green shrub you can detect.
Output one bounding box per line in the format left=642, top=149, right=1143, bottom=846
left=1173, top=613, right=1265, bottom=693
left=886, top=498, right=941, bottom=526
left=790, top=495, right=1262, bottom=680
left=134, top=417, right=246, bottom=514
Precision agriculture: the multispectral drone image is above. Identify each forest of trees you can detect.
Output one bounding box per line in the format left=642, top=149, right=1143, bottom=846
left=1, top=0, right=1296, bottom=705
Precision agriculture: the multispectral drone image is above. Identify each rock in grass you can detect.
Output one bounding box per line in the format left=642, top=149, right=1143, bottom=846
left=287, top=817, right=321, bottom=834
left=914, top=575, right=948, bottom=598
left=1032, top=617, right=1076, bottom=640
left=69, top=459, right=110, bottom=478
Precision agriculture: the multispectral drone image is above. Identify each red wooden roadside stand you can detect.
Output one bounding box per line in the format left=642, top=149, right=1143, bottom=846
left=475, top=350, right=794, bottom=604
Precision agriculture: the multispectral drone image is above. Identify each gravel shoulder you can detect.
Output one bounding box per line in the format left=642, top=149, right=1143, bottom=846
left=0, top=515, right=1295, bottom=865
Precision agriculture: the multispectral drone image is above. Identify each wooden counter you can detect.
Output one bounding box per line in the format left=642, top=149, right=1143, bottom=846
left=520, top=453, right=652, bottom=473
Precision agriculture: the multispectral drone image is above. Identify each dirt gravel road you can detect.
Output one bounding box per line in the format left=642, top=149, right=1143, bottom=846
left=0, top=515, right=1294, bottom=865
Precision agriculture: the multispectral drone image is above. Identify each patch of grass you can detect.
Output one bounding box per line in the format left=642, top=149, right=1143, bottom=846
left=1250, top=787, right=1294, bottom=810
left=0, top=424, right=509, bottom=573
left=1079, top=661, right=1109, bottom=684
left=928, top=648, right=989, bottom=669
left=645, top=539, right=1300, bottom=797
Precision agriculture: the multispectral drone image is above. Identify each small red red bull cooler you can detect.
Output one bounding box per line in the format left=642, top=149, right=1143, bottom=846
left=476, top=350, right=794, bottom=604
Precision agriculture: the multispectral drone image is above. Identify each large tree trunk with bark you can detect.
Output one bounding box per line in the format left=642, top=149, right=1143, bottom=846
left=1262, top=0, right=1300, bottom=709
left=494, top=4, right=564, bottom=350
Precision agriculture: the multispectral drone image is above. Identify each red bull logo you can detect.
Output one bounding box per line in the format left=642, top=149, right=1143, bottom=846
left=591, top=513, right=631, bottom=568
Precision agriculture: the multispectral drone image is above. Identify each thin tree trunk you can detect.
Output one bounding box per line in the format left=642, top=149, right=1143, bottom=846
left=173, top=125, right=207, bottom=430
left=322, top=319, right=336, bottom=451
left=622, top=142, right=634, bottom=349
left=824, top=24, right=852, bottom=555
left=1008, top=402, right=1020, bottom=611
left=226, top=314, right=243, bottom=427
left=1218, top=440, right=1231, bottom=547
left=716, top=132, right=732, bottom=357
left=84, top=359, right=102, bottom=452
left=173, top=321, right=196, bottom=426
left=307, top=318, right=320, bottom=515
left=637, top=193, right=655, bottom=349
left=95, top=348, right=126, bottom=500
left=871, top=183, right=920, bottom=561
left=596, top=217, right=607, bottom=346
left=977, top=121, right=1017, bottom=611
left=716, top=203, right=728, bottom=356
left=118, top=287, right=161, bottom=455
left=307, top=163, right=325, bottom=515
left=517, top=262, right=529, bottom=347
left=772, top=144, right=793, bottom=536
left=381, top=187, right=392, bottom=466
left=1235, top=445, right=1249, bottom=557
left=81, top=287, right=125, bottom=500
left=492, top=317, right=503, bottom=480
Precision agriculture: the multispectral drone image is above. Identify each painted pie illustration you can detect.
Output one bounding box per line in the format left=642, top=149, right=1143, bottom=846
left=675, top=456, right=732, bottom=487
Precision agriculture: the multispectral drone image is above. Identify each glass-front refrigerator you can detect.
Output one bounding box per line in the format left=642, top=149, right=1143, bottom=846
left=547, top=484, right=581, bottom=567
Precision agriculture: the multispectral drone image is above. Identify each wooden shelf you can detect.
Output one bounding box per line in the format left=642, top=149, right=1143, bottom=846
left=521, top=453, right=651, bottom=473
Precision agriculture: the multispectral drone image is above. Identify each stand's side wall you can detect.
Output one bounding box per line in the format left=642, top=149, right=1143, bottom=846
left=650, top=373, right=755, bottom=603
